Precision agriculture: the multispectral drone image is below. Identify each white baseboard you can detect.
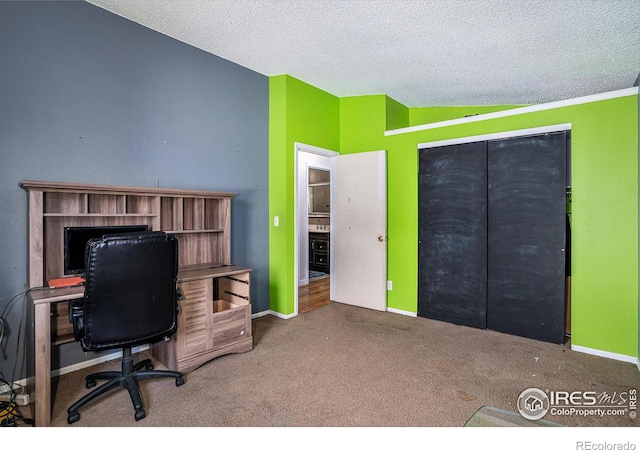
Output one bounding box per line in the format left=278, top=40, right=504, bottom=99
left=6, top=345, right=149, bottom=394
left=53, top=345, right=150, bottom=378
left=266, top=310, right=297, bottom=320
left=571, top=344, right=637, bottom=365
left=265, top=307, right=419, bottom=319
left=387, top=307, right=417, bottom=317
left=251, top=310, right=272, bottom=319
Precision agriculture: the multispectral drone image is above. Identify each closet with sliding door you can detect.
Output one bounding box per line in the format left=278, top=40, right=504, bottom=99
left=418, top=131, right=569, bottom=344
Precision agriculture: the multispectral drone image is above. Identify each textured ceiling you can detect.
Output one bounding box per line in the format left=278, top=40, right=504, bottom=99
left=88, top=0, right=639, bottom=107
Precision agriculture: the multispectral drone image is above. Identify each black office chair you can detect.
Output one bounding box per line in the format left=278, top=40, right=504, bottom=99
left=67, top=231, right=185, bottom=424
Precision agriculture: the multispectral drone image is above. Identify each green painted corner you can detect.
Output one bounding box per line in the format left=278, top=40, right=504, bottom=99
left=269, top=75, right=339, bottom=315
left=386, top=96, right=410, bottom=131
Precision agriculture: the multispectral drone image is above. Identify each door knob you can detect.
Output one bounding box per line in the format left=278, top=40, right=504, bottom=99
left=377, top=236, right=385, bottom=242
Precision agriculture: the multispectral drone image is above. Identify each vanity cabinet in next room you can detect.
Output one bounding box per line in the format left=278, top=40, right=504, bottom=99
left=309, top=232, right=330, bottom=274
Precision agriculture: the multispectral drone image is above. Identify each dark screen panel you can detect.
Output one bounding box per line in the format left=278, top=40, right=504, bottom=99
left=418, top=141, right=488, bottom=328
left=487, top=132, right=567, bottom=343
left=64, top=225, right=149, bottom=275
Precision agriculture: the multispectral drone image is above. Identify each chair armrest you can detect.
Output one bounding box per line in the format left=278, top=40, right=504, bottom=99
left=68, top=299, right=85, bottom=341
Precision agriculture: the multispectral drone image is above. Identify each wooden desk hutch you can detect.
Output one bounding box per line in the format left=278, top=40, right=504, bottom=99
left=21, top=180, right=253, bottom=426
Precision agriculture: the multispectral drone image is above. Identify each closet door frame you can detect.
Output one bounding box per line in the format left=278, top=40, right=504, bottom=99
left=417, top=124, right=571, bottom=338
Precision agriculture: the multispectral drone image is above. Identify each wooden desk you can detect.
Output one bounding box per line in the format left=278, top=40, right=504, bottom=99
left=29, top=286, right=84, bottom=428
left=29, top=264, right=252, bottom=427
left=20, top=182, right=248, bottom=426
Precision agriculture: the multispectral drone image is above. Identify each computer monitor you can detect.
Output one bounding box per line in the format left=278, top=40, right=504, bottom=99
left=63, top=225, right=149, bottom=275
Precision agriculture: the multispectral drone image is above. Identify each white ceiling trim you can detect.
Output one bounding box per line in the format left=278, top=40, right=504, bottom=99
left=387, top=87, right=638, bottom=136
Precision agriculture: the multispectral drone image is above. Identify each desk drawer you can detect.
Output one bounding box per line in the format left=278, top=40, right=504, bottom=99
left=151, top=268, right=253, bottom=373
left=212, top=300, right=249, bottom=347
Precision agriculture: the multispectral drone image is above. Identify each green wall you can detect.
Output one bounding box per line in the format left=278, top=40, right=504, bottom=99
left=270, top=74, right=639, bottom=359
left=352, top=94, right=638, bottom=358
left=269, top=75, right=340, bottom=315
left=409, top=105, right=524, bottom=126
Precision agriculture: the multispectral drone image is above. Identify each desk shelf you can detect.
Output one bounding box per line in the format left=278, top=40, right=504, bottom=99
left=164, top=229, right=224, bottom=234
left=21, top=180, right=242, bottom=355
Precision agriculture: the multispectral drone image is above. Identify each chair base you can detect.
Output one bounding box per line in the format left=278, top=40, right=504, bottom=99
left=67, top=347, right=184, bottom=424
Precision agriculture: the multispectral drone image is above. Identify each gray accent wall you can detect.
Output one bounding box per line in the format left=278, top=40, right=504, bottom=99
left=0, top=2, right=269, bottom=377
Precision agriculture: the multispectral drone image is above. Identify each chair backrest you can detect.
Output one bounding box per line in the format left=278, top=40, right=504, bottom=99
left=80, top=231, right=179, bottom=351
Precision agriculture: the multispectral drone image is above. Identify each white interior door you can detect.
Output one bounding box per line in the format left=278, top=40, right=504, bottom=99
left=333, top=150, right=387, bottom=311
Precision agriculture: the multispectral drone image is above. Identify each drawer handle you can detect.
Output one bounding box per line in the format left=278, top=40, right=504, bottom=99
left=240, top=330, right=245, bottom=336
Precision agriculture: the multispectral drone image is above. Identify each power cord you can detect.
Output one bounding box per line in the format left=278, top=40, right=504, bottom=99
left=0, top=401, right=34, bottom=427
left=0, top=377, right=34, bottom=427
left=0, top=413, right=34, bottom=426
left=0, top=286, right=48, bottom=346
left=0, top=286, right=48, bottom=427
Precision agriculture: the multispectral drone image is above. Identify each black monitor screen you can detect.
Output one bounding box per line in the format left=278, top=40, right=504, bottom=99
left=63, top=225, right=149, bottom=275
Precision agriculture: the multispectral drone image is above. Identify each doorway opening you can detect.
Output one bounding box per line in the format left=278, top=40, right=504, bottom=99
left=294, top=145, right=388, bottom=316
left=294, top=143, right=338, bottom=315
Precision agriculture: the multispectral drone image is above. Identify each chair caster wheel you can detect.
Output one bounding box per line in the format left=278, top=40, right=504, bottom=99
left=85, top=378, right=96, bottom=388
left=68, top=412, right=80, bottom=424
left=176, top=377, right=184, bottom=387
left=135, top=410, right=146, bottom=421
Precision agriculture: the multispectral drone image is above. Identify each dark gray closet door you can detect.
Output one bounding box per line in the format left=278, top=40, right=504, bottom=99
left=418, top=142, right=488, bottom=328
left=487, top=132, right=567, bottom=344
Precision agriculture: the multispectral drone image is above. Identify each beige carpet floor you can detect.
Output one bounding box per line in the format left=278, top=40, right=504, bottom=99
left=20, top=301, right=640, bottom=428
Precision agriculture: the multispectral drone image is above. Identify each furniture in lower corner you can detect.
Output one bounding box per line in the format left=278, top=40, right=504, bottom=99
left=150, top=264, right=253, bottom=373
left=20, top=181, right=248, bottom=426
left=27, top=263, right=252, bottom=427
